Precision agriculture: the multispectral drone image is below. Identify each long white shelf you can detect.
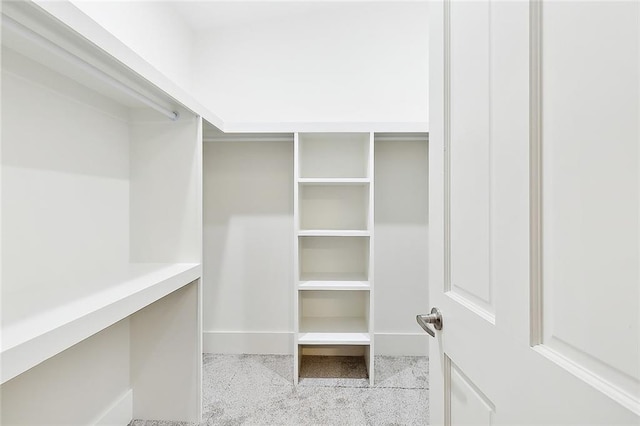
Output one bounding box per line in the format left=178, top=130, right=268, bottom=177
left=298, top=317, right=370, bottom=345
left=298, top=178, right=370, bottom=185
left=298, top=230, right=370, bottom=237
left=1, top=262, right=201, bottom=384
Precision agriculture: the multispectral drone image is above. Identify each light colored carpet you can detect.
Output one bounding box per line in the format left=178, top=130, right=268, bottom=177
left=130, top=354, right=429, bottom=425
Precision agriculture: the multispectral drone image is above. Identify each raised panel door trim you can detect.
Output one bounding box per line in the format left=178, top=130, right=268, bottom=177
left=444, top=0, right=496, bottom=324
left=528, top=1, right=640, bottom=415
left=445, top=355, right=496, bottom=426
left=529, top=0, right=544, bottom=348
left=444, top=0, right=452, bottom=296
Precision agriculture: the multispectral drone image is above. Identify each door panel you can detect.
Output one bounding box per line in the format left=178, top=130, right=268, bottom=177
left=428, top=0, right=640, bottom=424
left=449, top=359, right=495, bottom=426
left=539, top=1, right=640, bottom=399
left=449, top=0, right=494, bottom=319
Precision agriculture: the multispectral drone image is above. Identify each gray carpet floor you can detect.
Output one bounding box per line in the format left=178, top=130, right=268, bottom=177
left=130, top=354, right=429, bottom=425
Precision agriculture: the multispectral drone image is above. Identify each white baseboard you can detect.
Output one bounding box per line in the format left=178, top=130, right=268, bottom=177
left=203, top=331, right=293, bottom=354
left=92, top=389, right=133, bottom=426
left=203, top=331, right=428, bottom=356
left=374, top=333, right=428, bottom=356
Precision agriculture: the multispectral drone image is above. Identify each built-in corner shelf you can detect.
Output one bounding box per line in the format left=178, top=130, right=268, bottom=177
left=1, top=263, right=201, bottom=385
left=294, top=132, right=375, bottom=385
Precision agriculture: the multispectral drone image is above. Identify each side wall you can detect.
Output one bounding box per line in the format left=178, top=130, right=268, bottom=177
left=70, top=0, right=195, bottom=93
left=203, top=141, right=294, bottom=353
left=374, top=139, right=429, bottom=356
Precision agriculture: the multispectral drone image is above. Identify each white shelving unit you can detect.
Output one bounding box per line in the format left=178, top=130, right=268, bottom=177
left=294, top=132, right=375, bottom=385
left=1, top=3, right=202, bottom=424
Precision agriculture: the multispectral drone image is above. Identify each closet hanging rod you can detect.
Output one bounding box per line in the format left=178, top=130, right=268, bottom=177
left=3, top=14, right=180, bottom=121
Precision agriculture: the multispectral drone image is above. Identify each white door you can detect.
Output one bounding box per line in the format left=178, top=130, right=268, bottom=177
left=425, top=0, right=640, bottom=424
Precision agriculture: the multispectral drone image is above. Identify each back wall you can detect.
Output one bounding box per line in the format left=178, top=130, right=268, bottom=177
left=189, top=2, right=429, bottom=125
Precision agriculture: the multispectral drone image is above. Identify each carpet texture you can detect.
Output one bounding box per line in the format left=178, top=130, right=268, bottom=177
left=130, top=354, right=428, bottom=425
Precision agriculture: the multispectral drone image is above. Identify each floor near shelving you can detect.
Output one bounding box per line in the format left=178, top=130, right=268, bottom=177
left=130, top=354, right=428, bottom=426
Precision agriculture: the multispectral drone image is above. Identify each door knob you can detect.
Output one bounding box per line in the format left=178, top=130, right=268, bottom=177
left=416, top=307, right=443, bottom=337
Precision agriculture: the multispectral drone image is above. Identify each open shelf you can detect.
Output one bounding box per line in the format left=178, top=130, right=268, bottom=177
left=299, top=282, right=370, bottom=291
left=299, top=272, right=369, bottom=290
left=298, top=317, right=370, bottom=345
left=298, top=230, right=370, bottom=237
left=299, top=183, right=369, bottom=231
left=299, top=236, right=370, bottom=280
left=298, top=290, right=370, bottom=346
left=297, top=354, right=369, bottom=383
left=298, top=133, right=371, bottom=178
left=298, top=178, right=370, bottom=185
left=1, top=263, right=200, bottom=384
left=299, top=334, right=370, bottom=345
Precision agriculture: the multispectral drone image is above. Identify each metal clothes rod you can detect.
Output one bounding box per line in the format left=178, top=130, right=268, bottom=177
left=3, top=14, right=179, bottom=121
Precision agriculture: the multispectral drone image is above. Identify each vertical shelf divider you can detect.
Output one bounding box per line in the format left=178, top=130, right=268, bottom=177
left=367, top=131, right=375, bottom=385
left=293, top=133, right=301, bottom=384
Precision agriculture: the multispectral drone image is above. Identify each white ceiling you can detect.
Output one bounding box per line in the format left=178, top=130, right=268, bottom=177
left=169, top=1, right=425, bottom=33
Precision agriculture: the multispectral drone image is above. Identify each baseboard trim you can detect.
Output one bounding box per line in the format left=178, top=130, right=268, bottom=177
left=92, top=389, right=133, bottom=426
left=203, top=331, right=428, bottom=356
left=375, top=333, right=428, bottom=356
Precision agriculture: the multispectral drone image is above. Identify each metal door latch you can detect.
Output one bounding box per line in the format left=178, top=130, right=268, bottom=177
left=416, top=307, right=443, bottom=337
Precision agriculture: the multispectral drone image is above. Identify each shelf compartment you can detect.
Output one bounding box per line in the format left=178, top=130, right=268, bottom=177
left=1, top=263, right=201, bottom=384
left=298, top=345, right=369, bottom=357
left=297, top=344, right=373, bottom=385
left=299, top=183, right=369, bottom=231
left=298, top=290, right=370, bottom=345
left=299, top=236, right=369, bottom=281
left=298, top=133, right=371, bottom=178
left=298, top=353, right=369, bottom=382
left=298, top=318, right=370, bottom=345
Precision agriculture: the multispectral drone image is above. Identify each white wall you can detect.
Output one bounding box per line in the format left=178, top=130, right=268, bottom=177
left=191, top=2, right=429, bottom=124
left=203, top=141, right=294, bottom=353
left=375, top=139, right=429, bottom=356
left=71, top=1, right=195, bottom=93
left=1, top=47, right=130, bottom=312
